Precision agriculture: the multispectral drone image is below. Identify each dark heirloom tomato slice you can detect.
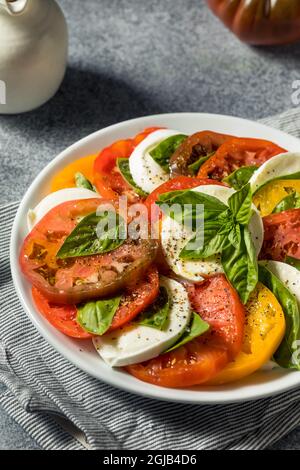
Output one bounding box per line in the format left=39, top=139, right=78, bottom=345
left=93, top=128, right=162, bottom=201
left=109, top=266, right=159, bottom=331
left=206, top=0, right=300, bottom=46
left=126, top=275, right=245, bottom=388
left=32, top=267, right=159, bottom=339
left=260, top=208, right=300, bottom=262
left=144, top=176, right=226, bottom=223
left=198, top=138, right=286, bottom=181
left=32, top=287, right=92, bottom=339
left=20, top=199, right=158, bottom=305
left=169, top=130, right=234, bottom=177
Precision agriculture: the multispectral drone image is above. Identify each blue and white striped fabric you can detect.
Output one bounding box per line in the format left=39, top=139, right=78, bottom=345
left=1, top=109, right=300, bottom=450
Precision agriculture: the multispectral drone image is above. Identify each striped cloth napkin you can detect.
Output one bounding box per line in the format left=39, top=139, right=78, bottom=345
left=1, top=108, right=300, bottom=451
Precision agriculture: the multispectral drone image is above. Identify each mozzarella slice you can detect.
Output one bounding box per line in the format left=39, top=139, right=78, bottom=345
left=161, top=185, right=264, bottom=282
left=27, top=187, right=100, bottom=231
left=260, top=260, right=300, bottom=309
left=93, top=277, right=191, bottom=367
left=129, top=129, right=182, bottom=193
left=250, top=152, right=300, bottom=194
left=161, top=216, right=222, bottom=282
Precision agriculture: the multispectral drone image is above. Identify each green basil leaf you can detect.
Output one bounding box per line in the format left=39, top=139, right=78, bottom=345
left=157, top=190, right=228, bottom=234
left=117, top=158, right=148, bottom=197
left=253, top=171, right=300, bottom=195
left=75, top=172, right=96, bottom=192
left=272, top=191, right=300, bottom=214
left=188, top=154, right=212, bottom=175
left=228, top=183, right=253, bottom=225
left=258, top=263, right=300, bottom=370
left=285, top=256, right=300, bottom=271
left=157, top=189, right=228, bottom=222
left=165, top=313, right=210, bottom=353
left=56, top=211, right=126, bottom=259
left=149, top=134, right=187, bottom=171
left=216, top=208, right=232, bottom=224
left=228, top=222, right=241, bottom=247
left=221, top=226, right=258, bottom=304
left=223, top=166, right=257, bottom=190
left=156, top=189, right=187, bottom=205
left=76, top=296, right=121, bottom=335
left=138, top=286, right=169, bottom=330
left=180, top=219, right=232, bottom=260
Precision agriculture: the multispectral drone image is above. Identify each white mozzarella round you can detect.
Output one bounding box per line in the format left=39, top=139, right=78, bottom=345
left=129, top=129, right=182, bottom=193
left=161, top=185, right=264, bottom=282
left=161, top=215, right=222, bottom=282
left=250, top=152, right=300, bottom=194
left=27, top=187, right=100, bottom=231
left=93, top=277, right=191, bottom=367
left=260, top=260, right=300, bottom=309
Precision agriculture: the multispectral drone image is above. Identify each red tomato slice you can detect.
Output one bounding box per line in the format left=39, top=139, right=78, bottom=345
left=20, top=199, right=158, bottom=304
left=187, top=275, right=244, bottom=358
left=93, top=128, right=162, bottom=200
left=145, top=176, right=226, bottom=223
left=93, top=172, right=130, bottom=201
left=198, top=138, right=286, bottom=180
left=126, top=275, right=245, bottom=387
left=94, top=139, right=134, bottom=200
left=109, top=267, right=159, bottom=331
left=32, top=287, right=92, bottom=339
left=94, top=139, right=134, bottom=175
left=260, top=208, right=300, bottom=262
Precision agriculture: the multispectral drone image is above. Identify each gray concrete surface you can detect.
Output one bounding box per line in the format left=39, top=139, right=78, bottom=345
left=0, top=0, right=299, bottom=450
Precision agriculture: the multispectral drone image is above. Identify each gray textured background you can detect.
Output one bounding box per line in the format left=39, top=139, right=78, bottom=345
left=1, top=0, right=300, bottom=449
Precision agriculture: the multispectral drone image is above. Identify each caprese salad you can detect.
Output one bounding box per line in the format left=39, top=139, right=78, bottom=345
left=19, top=127, right=300, bottom=388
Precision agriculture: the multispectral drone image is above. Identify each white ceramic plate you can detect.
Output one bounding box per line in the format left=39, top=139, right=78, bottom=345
left=10, top=113, right=300, bottom=404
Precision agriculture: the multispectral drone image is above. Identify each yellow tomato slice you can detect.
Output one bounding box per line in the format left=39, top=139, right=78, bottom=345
left=50, top=154, right=97, bottom=192
left=207, top=283, right=285, bottom=385
left=253, top=179, right=300, bottom=217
